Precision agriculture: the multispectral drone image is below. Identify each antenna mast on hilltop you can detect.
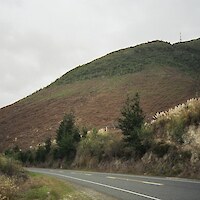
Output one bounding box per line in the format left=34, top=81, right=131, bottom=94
left=180, top=32, right=182, bottom=42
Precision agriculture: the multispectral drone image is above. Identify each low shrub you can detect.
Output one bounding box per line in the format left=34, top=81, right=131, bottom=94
left=152, top=142, right=171, bottom=158
left=0, top=175, right=19, bottom=200
left=0, top=154, right=24, bottom=177
left=75, top=130, right=124, bottom=167
left=169, top=118, right=185, bottom=144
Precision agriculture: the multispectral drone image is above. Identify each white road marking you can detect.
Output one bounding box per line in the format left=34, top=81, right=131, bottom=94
left=32, top=170, right=162, bottom=200
left=166, top=177, right=200, bottom=184
left=86, top=171, right=200, bottom=184
left=142, top=181, right=163, bottom=186
left=107, top=176, right=163, bottom=186
left=84, top=173, right=92, bottom=176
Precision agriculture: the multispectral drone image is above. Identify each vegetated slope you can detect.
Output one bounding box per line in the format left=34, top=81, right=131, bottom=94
left=0, top=39, right=199, bottom=151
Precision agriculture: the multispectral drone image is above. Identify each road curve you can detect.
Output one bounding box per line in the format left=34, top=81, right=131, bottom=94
left=27, top=168, right=200, bottom=200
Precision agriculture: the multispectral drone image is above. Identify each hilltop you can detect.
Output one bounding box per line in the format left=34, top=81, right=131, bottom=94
left=0, top=38, right=199, bottom=151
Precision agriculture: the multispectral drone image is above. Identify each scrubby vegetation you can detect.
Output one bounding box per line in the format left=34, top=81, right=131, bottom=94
left=140, top=97, right=200, bottom=177
left=74, top=96, right=200, bottom=177
left=0, top=154, right=26, bottom=200
left=0, top=154, right=95, bottom=200
left=151, top=97, right=200, bottom=145
left=75, top=129, right=124, bottom=168
left=4, top=96, right=200, bottom=178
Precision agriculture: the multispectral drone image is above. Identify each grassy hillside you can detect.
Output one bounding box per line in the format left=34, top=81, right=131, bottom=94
left=0, top=39, right=199, bottom=151
left=54, top=39, right=200, bottom=84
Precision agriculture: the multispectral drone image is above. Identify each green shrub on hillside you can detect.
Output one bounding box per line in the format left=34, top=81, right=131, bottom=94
left=152, top=142, right=171, bottom=158
left=75, top=129, right=123, bottom=167
left=0, top=154, right=25, bottom=177
left=170, top=118, right=185, bottom=144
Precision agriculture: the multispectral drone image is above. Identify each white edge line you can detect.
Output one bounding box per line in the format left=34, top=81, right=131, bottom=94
left=31, top=170, right=161, bottom=200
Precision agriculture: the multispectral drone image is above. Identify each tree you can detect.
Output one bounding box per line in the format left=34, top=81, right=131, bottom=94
left=118, top=93, right=145, bottom=154
left=35, top=146, right=46, bottom=163
left=56, top=113, right=80, bottom=160
left=44, top=137, right=51, bottom=154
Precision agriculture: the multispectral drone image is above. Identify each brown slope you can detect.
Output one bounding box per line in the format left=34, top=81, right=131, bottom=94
left=0, top=65, right=197, bottom=151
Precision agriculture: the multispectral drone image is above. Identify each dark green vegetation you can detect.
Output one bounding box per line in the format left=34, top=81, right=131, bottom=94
left=0, top=38, right=199, bottom=152
left=118, top=93, right=146, bottom=156
left=55, top=113, right=80, bottom=160
left=4, top=113, right=80, bottom=167
left=55, top=39, right=200, bottom=84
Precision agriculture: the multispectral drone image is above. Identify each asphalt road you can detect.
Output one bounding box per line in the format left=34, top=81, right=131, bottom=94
left=28, top=168, right=200, bottom=200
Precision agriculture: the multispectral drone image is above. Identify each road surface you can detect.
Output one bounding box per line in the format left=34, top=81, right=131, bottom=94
left=28, top=168, right=200, bottom=200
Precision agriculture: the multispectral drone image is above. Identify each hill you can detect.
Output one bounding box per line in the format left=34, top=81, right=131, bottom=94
left=0, top=39, right=199, bottom=151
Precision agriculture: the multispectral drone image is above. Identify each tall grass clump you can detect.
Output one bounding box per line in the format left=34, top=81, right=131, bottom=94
left=151, top=98, right=200, bottom=144
left=0, top=154, right=26, bottom=200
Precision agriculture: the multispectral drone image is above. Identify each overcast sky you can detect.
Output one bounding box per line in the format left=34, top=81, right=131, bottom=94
left=0, top=0, right=200, bottom=108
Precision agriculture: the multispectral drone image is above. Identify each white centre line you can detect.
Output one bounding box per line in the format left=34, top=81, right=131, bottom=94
left=84, top=173, right=92, bottom=176
left=33, top=170, right=162, bottom=200
left=142, top=181, right=163, bottom=186
left=107, top=176, right=163, bottom=186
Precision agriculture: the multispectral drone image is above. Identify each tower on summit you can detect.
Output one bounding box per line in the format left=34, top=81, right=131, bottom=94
left=180, top=32, right=182, bottom=42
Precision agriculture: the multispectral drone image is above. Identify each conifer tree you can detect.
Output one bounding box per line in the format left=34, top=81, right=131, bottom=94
left=118, top=93, right=145, bottom=153
left=56, top=113, right=80, bottom=160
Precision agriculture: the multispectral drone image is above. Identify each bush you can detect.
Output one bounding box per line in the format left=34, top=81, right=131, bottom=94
left=170, top=118, right=185, bottom=144
left=19, top=150, right=34, bottom=164
left=0, top=154, right=24, bottom=177
left=35, top=146, right=47, bottom=163
left=152, top=142, right=171, bottom=158
left=75, top=130, right=124, bottom=167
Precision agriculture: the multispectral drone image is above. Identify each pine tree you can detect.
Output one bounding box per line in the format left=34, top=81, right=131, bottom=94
left=118, top=93, right=145, bottom=152
left=56, top=113, right=80, bottom=160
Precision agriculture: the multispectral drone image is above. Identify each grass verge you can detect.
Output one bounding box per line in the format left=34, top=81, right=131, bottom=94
left=17, top=172, right=92, bottom=200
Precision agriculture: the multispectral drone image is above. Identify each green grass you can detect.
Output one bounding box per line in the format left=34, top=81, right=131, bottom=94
left=53, top=39, right=200, bottom=85
left=18, top=172, right=92, bottom=200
